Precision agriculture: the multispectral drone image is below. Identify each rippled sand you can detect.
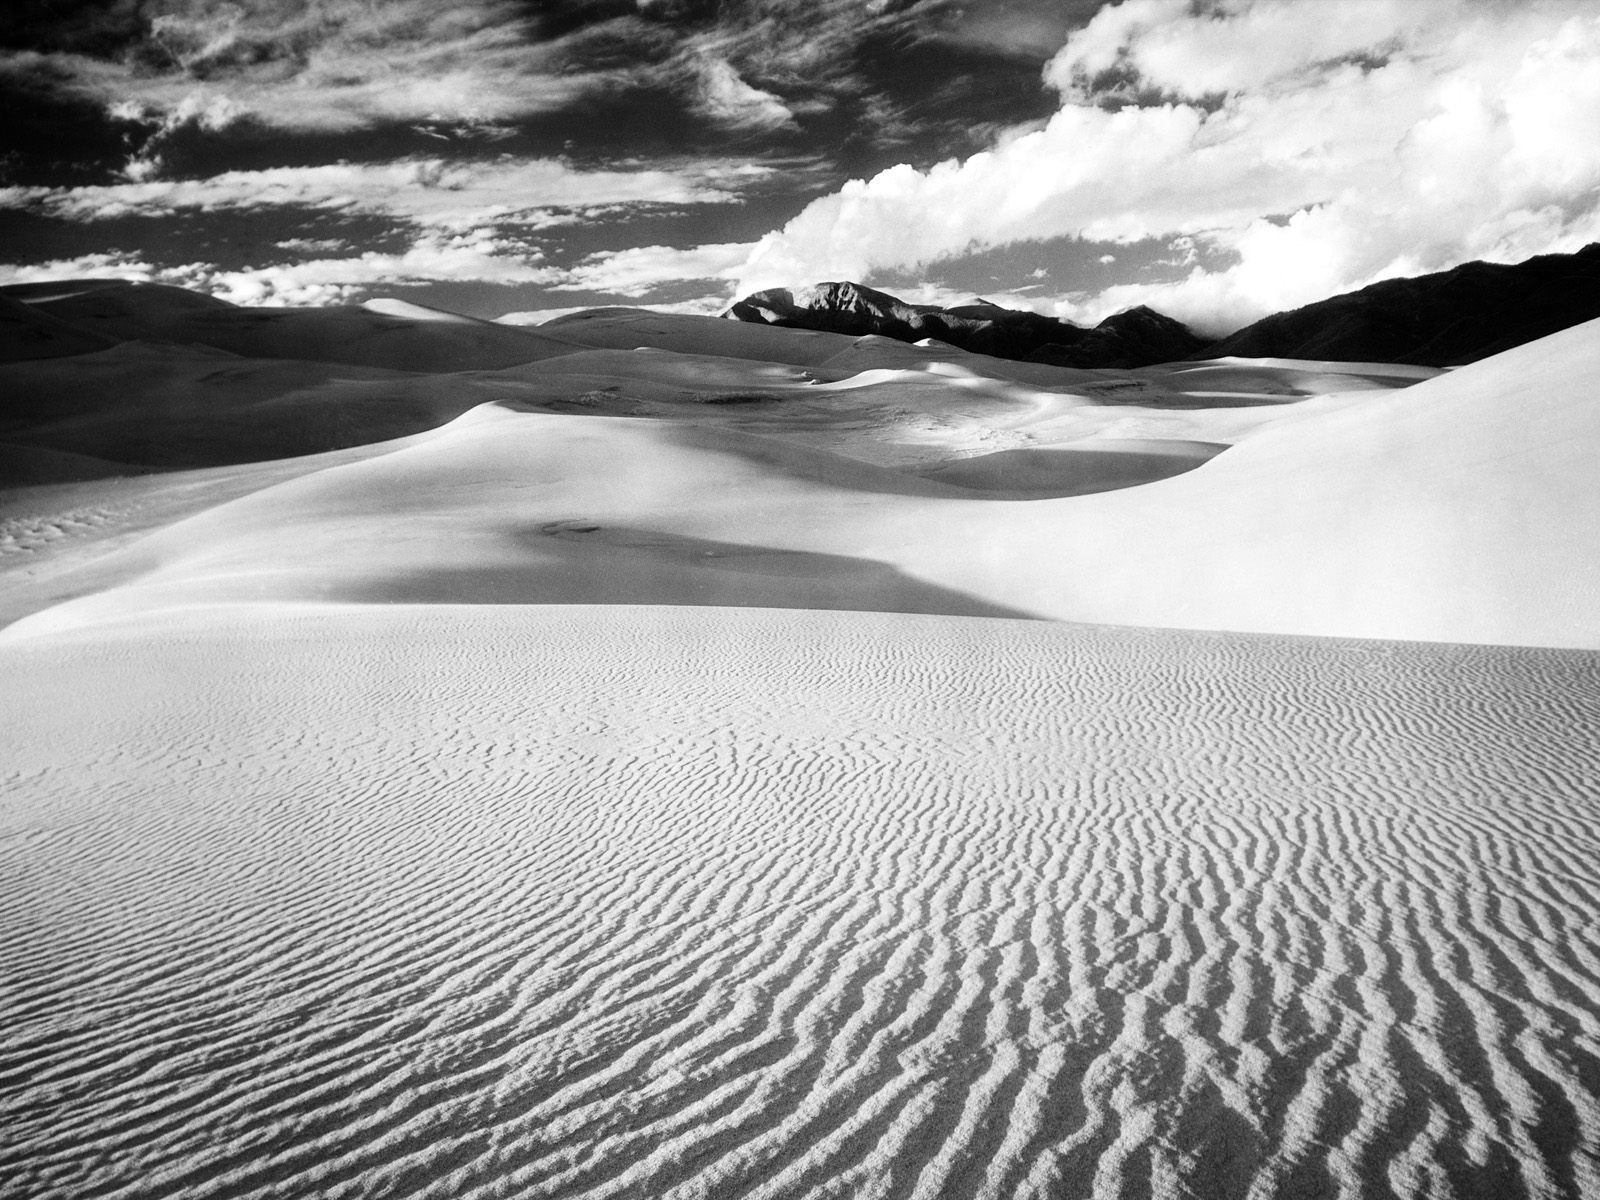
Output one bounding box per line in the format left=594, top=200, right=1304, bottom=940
left=5, top=604, right=1598, bottom=1199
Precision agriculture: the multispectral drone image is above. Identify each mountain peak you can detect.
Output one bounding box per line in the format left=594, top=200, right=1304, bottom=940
left=725, top=282, right=1205, bottom=369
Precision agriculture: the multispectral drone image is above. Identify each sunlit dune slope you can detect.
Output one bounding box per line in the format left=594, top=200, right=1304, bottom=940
left=0, top=431, right=448, bottom=631
left=1035, top=316, right=1600, bottom=645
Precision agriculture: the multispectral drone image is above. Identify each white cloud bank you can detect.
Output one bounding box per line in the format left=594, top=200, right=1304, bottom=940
left=726, top=0, right=1600, bottom=332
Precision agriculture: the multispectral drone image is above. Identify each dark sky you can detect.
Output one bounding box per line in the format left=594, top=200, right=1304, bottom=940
left=2, top=1, right=1598, bottom=332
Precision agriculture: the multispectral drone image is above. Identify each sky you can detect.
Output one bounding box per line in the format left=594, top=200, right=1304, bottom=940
left=2, top=0, right=1599, bottom=335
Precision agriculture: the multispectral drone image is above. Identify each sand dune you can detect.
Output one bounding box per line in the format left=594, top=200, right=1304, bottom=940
left=0, top=320, right=1296, bottom=484
left=3, top=604, right=1597, bottom=1199
left=2, top=280, right=583, bottom=371
left=1135, top=357, right=1441, bottom=398
left=8, top=316, right=1597, bottom=647
left=0, top=292, right=120, bottom=362
left=0, top=341, right=521, bottom=470
left=534, top=306, right=865, bottom=366
left=1025, top=317, right=1600, bottom=646
left=0, top=430, right=443, bottom=629
left=914, top=440, right=1226, bottom=498
left=4, top=281, right=1599, bottom=1198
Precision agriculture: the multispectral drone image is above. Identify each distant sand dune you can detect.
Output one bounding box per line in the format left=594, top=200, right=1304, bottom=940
left=11, top=308, right=1600, bottom=647
left=536, top=306, right=865, bottom=366
left=3, top=279, right=583, bottom=371
left=0, top=292, right=120, bottom=362
left=3, top=605, right=1598, bottom=1198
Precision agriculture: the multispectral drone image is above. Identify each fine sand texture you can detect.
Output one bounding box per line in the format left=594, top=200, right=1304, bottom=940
left=3, top=604, right=1599, bottom=1199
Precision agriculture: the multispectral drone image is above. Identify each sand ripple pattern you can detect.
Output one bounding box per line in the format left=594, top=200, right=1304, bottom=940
left=3, top=605, right=1600, bottom=1199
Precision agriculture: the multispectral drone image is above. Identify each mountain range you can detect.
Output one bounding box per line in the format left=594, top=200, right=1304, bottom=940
left=725, top=243, right=1600, bottom=369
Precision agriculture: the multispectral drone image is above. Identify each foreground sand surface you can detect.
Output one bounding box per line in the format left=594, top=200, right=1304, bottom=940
left=3, top=604, right=1599, bottom=1199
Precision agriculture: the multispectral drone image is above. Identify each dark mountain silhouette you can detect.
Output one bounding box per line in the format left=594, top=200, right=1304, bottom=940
left=1197, top=243, right=1600, bottom=366
left=724, top=244, right=1600, bottom=369
left=723, top=281, right=1207, bottom=369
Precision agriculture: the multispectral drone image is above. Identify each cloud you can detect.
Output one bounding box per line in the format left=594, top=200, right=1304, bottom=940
left=0, top=233, right=563, bottom=307
left=0, top=0, right=598, bottom=133
left=0, top=252, right=172, bottom=286
left=193, top=235, right=564, bottom=306
left=726, top=0, right=1600, bottom=332
left=110, top=90, right=247, bottom=181
left=274, top=237, right=352, bottom=254
left=0, top=155, right=764, bottom=230
left=929, top=1, right=1105, bottom=59
left=552, top=242, right=758, bottom=297
left=0, top=0, right=960, bottom=145
left=1045, top=0, right=1444, bottom=98
left=0, top=234, right=757, bottom=311
left=496, top=293, right=729, bottom=325
left=692, top=56, right=798, bottom=132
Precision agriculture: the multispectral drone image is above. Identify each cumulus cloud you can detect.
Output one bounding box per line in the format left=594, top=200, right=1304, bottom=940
left=1045, top=0, right=1442, bottom=98
left=728, top=0, right=1600, bottom=332
left=0, top=156, right=763, bottom=230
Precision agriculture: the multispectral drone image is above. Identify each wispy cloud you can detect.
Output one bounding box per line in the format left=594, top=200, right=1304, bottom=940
left=109, top=91, right=247, bottom=181
left=1, top=231, right=763, bottom=310
left=552, top=242, right=758, bottom=297
left=0, top=155, right=768, bottom=229
left=691, top=56, right=798, bottom=132
left=2, top=0, right=966, bottom=144
left=728, top=0, right=1600, bottom=332
left=0, top=1, right=596, bottom=134
left=0, top=231, right=562, bottom=307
